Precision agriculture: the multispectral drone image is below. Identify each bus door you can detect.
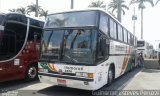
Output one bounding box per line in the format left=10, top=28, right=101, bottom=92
left=96, top=33, right=110, bottom=84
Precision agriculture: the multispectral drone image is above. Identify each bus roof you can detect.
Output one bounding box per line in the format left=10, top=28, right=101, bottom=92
left=0, top=12, right=44, bottom=22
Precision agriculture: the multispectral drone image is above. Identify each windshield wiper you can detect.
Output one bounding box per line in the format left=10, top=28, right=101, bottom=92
left=63, top=54, right=78, bottom=63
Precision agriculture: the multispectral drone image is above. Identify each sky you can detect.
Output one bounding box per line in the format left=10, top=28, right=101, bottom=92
left=0, top=0, right=160, bottom=49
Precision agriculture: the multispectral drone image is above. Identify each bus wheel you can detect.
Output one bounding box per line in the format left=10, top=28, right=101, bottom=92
left=25, top=64, right=38, bottom=81
left=107, top=66, right=114, bottom=85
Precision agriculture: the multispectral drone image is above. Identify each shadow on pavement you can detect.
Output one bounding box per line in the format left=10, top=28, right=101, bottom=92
left=0, top=80, right=40, bottom=93
left=37, top=68, right=142, bottom=96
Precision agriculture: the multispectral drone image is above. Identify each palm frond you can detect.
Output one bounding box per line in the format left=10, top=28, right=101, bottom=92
left=111, top=6, right=117, bottom=14
left=156, top=0, right=160, bottom=5
left=144, top=0, right=154, bottom=7
left=122, top=9, right=125, bottom=15
left=88, top=0, right=106, bottom=9
left=121, top=5, right=129, bottom=10
left=39, top=9, right=48, bottom=18
left=9, top=9, right=17, bottom=12
left=129, top=0, right=140, bottom=5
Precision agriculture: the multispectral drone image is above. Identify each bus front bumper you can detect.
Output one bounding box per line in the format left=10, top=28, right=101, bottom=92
left=38, top=73, right=97, bottom=90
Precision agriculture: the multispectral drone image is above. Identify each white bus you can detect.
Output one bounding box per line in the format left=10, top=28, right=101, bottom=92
left=38, top=9, right=137, bottom=90
left=137, top=40, right=153, bottom=58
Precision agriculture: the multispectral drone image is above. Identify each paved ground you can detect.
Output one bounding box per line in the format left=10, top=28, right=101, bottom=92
left=0, top=68, right=160, bottom=96
left=123, top=68, right=160, bottom=90
left=144, top=59, right=160, bottom=69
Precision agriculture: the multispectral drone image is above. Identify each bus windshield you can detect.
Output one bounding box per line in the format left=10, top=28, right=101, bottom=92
left=137, top=41, right=145, bottom=47
left=41, top=28, right=97, bottom=64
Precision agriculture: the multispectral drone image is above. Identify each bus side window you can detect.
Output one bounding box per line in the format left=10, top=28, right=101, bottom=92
left=97, top=33, right=109, bottom=62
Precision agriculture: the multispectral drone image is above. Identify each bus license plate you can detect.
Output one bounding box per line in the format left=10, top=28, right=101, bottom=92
left=57, top=79, right=66, bottom=86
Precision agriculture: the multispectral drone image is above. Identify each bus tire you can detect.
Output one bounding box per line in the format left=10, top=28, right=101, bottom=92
left=25, top=64, right=38, bottom=81
left=107, top=65, right=114, bottom=85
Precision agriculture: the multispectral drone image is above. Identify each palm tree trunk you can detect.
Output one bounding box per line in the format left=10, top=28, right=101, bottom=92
left=35, top=0, right=38, bottom=17
left=117, top=0, right=121, bottom=22
left=71, top=0, right=74, bottom=9
left=141, top=8, right=143, bottom=39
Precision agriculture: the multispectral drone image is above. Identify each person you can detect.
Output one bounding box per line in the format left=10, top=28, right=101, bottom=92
left=137, top=53, right=141, bottom=67
left=139, top=52, right=145, bottom=68
left=158, top=57, right=160, bottom=69
left=158, top=52, right=160, bottom=69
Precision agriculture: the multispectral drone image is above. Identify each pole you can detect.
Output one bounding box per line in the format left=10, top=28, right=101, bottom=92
left=117, top=0, right=121, bottom=22
left=141, top=8, right=143, bottom=40
left=71, top=0, right=74, bottom=9
left=132, top=7, right=137, bottom=36
left=35, top=0, right=38, bottom=17
left=133, top=8, right=135, bottom=36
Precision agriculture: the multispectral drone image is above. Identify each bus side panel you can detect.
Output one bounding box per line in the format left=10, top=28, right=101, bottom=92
left=108, top=41, right=136, bottom=78
left=94, top=61, right=110, bottom=89
left=124, top=47, right=136, bottom=72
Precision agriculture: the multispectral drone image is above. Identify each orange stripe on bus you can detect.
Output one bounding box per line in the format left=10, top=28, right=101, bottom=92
left=120, top=47, right=131, bottom=75
left=48, top=63, right=58, bottom=72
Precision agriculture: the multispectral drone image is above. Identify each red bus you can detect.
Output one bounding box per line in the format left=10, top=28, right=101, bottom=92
left=0, top=13, right=44, bottom=82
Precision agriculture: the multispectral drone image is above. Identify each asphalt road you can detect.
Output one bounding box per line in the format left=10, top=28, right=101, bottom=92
left=0, top=68, right=142, bottom=96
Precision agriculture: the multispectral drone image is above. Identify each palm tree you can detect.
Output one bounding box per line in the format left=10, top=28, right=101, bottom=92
left=39, top=9, right=48, bottom=19
left=27, top=3, right=42, bottom=17
left=16, top=7, right=27, bottom=14
left=130, top=0, right=154, bottom=39
left=108, top=0, right=129, bottom=22
left=156, top=0, right=160, bottom=4
left=9, top=9, right=17, bottom=12
left=108, top=11, right=116, bottom=18
left=88, top=0, right=106, bottom=9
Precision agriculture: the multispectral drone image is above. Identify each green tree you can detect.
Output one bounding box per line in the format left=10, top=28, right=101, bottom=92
left=16, top=7, right=27, bottom=14
left=39, top=9, right=48, bottom=19
left=130, top=0, right=154, bottom=39
left=88, top=0, right=106, bottom=9
left=108, top=0, right=129, bottom=22
left=27, top=3, right=42, bottom=17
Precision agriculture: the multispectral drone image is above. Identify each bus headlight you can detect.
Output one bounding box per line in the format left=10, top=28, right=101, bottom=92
left=76, top=72, right=93, bottom=78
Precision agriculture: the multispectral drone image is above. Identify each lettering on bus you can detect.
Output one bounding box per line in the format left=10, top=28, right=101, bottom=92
left=64, top=66, right=84, bottom=73
left=115, top=45, right=126, bottom=51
